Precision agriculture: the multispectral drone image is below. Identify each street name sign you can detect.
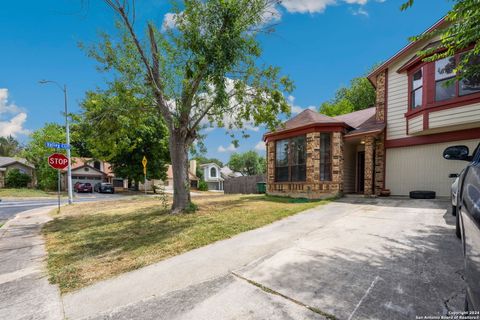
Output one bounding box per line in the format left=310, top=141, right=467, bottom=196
left=48, top=153, right=69, bottom=170
left=45, top=142, right=70, bottom=149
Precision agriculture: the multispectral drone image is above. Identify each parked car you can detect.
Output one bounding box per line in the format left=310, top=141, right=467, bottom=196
left=74, top=182, right=93, bottom=193
left=94, top=182, right=114, bottom=194
left=443, top=143, right=480, bottom=312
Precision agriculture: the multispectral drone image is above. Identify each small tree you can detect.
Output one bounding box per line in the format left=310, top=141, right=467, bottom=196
left=93, top=0, right=292, bottom=213
left=5, top=169, right=31, bottom=188
left=228, top=151, right=266, bottom=176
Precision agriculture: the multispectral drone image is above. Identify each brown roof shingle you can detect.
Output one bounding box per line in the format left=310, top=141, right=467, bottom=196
left=279, top=109, right=343, bottom=131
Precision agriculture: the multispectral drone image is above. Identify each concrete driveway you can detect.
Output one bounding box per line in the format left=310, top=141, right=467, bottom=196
left=63, top=198, right=464, bottom=320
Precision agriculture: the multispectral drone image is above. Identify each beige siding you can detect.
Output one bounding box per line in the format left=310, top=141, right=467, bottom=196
left=429, top=102, right=480, bottom=129
left=385, top=139, right=479, bottom=196
left=408, top=115, right=423, bottom=134
left=387, top=68, right=408, bottom=139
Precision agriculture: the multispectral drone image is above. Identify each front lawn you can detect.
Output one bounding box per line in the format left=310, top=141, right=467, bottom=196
left=0, top=188, right=56, bottom=198
left=43, top=194, right=328, bottom=293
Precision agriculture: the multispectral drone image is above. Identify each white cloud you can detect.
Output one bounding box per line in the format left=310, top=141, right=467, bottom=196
left=280, top=0, right=336, bottom=14
left=162, top=12, right=179, bottom=31
left=254, top=141, right=266, bottom=151
left=0, top=89, right=30, bottom=138
left=288, top=95, right=317, bottom=114
left=351, top=7, right=369, bottom=16
left=217, top=144, right=238, bottom=153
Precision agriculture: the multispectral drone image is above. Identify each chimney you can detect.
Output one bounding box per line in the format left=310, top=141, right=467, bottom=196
left=189, top=160, right=197, bottom=175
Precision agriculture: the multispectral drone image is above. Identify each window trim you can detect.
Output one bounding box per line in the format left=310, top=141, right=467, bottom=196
left=406, top=51, right=480, bottom=117
left=274, top=135, right=307, bottom=183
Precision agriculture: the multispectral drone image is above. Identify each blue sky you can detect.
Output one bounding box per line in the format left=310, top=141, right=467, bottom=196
left=0, top=0, right=451, bottom=163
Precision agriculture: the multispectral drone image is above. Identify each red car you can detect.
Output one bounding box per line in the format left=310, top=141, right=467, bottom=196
left=74, top=182, right=93, bottom=193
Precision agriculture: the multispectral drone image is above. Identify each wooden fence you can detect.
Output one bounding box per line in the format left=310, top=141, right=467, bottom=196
left=224, top=175, right=265, bottom=194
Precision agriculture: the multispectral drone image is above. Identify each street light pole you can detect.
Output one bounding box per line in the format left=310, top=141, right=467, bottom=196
left=39, top=80, right=73, bottom=205
left=63, top=85, right=73, bottom=205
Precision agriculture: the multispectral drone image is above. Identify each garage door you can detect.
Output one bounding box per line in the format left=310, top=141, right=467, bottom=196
left=385, top=138, right=479, bottom=196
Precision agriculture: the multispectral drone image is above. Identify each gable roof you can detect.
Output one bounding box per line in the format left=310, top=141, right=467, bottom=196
left=70, top=158, right=114, bottom=176
left=281, top=109, right=344, bottom=131
left=200, top=162, right=222, bottom=169
left=333, top=107, right=376, bottom=128
left=0, top=156, right=34, bottom=169
left=70, top=164, right=107, bottom=176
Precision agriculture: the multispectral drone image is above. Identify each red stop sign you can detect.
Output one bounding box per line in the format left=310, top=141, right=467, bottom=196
left=48, top=153, right=69, bottom=170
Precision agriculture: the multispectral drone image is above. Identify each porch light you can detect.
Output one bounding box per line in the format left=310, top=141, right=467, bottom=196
left=360, top=139, right=365, bottom=145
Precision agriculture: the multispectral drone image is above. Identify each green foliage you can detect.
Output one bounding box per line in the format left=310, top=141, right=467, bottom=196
left=402, top=0, right=480, bottom=82
left=193, top=156, right=223, bottom=167
left=22, top=123, right=67, bottom=190
left=78, top=88, right=170, bottom=184
left=5, top=169, right=32, bottom=188
left=228, top=151, right=266, bottom=176
left=0, top=136, right=22, bottom=156
left=319, top=71, right=376, bottom=117
left=198, top=180, right=209, bottom=191
left=92, top=0, right=293, bottom=212
left=185, top=201, right=198, bottom=213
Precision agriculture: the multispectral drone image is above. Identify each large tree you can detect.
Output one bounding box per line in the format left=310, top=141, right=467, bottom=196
left=92, top=0, right=292, bottom=213
left=319, top=72, right=376, bottom=117
left=228, top=151, right=266, bottom=176
left=22, top=123, right=67, bottom=190
left=0, top=135, right=22, bottom=157
left=79, top=89, right=170, bottom=186
left=402, top=0, right=480, bottom=82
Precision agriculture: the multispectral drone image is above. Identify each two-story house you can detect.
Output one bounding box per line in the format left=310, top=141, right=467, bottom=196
left=264, top=18, right=480, bottom=198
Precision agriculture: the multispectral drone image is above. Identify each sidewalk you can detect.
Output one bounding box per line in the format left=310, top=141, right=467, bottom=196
left=0, top=207, right=64, bottom=320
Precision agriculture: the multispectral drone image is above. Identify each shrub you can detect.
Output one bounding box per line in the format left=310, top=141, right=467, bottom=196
left=5, top=169, right=32, bottom=188
left=198, top=180, right=208, bottom=191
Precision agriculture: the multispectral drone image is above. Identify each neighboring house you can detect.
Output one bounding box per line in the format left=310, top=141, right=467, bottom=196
left=265, top=18, right=480, bottom=198
left=163, top=160, right=199, bottom=190
left=67, top=158, right=128, bottom=191
left=0, top=157, right=35, bottom=188
left=200, top=163, right=224, bottom=191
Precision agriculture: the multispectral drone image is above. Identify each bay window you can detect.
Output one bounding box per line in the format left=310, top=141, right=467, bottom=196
left=275, top=136, right=306, bottom=182
left=435, top=56, right=456, bottom=101
left=460, top=54, right=480, bottom=96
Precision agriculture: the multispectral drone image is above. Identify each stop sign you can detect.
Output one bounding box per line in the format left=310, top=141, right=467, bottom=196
left=48, top=153, right=69, bottom=170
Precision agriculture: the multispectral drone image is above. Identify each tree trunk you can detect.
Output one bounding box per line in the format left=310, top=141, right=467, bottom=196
left=169, top=130, right=192, bottom=214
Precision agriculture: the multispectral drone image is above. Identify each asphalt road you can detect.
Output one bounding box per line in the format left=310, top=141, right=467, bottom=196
left=0, top=193, right=125, bottom=223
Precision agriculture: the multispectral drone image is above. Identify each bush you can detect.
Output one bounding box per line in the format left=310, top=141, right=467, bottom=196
left=5, top=169, right=32, bottom=188
left=198, top=180, right=208, bottom=191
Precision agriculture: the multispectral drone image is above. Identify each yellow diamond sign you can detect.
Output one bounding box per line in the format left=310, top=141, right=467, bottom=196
left=142, top=156, right=147, bottom=168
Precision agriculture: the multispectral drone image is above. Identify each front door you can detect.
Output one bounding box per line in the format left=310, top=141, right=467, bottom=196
left=357, top=151, right=365, bottom=193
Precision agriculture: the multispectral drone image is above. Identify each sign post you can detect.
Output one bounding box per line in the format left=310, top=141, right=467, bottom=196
left=45, top=142, right=73, bottom=204
left=48, top=153, right=69, bottom=212
left=142, top=156, right=148, bottom=195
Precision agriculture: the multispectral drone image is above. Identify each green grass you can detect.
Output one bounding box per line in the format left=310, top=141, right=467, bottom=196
left=0, top=188, right=57, bottom=198
left=43, top=194, right=328, bottom=293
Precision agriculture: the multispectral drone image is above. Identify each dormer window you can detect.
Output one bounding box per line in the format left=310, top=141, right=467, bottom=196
left=210, top=167, right=217, bottom=178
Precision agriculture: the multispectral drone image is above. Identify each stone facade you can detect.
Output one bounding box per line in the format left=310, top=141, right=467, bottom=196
left=374, top=133, right=385, bottom=196
left=266, top=131, right=344, bottom=199
left=363, top=136, right=375, bottom=196
left=375, top=70, right=386, bottom=122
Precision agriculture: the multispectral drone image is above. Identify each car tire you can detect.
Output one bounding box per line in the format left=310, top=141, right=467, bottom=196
left=452, top=205, right=457, bottom=216
left=409, top=190, right=436, bottom=199
left=456, top=211, right=461, bottom=239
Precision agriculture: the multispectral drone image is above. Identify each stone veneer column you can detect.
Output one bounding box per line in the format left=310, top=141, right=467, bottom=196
left=364, top=136, right=375, bottom=196
left=306, top=132, right=320, bottom=186
left=374, top=133, right=385, bottom=196
left=375, top=71, right=386, bottom=122
left=331, top=132, right=344, bottom=194
left=266, top=141, right=275, bottom=192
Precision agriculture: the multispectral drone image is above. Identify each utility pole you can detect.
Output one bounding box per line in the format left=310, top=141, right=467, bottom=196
left=39, top=80, right=73, bottom=204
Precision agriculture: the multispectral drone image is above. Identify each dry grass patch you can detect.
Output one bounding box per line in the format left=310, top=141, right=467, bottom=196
left=0, top=188, right=57, bottom=198
left=43, top=194, right=328, bottom=293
